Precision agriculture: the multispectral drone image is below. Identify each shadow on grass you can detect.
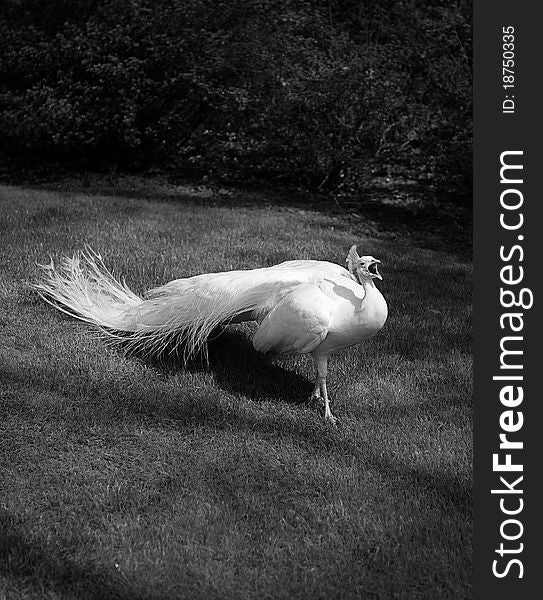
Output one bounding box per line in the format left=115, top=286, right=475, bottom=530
left=26, top=176, right=471, bottom=259
left=0, top=500, right=470, bottom=600
left=1, top=362, right=471, bottom=600
left=128, top=326, right=314, bottom=406
left=1, top=352, right=471, bottom=524
left=0, top=510, right=141, bottom=600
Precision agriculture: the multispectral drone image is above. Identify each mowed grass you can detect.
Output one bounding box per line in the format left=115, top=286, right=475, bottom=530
left=0, top=182, right=472, bottom=600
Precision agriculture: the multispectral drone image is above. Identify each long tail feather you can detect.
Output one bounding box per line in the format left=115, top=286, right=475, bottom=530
left=33, top=250, right=282, bottom=360
left=33, top=249, right=142, bottom=328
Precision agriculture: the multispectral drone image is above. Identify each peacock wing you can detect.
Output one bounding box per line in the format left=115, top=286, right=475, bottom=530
left=252, top=283, right=332, bottom=355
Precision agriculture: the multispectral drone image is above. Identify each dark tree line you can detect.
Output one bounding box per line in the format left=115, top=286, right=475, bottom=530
left=0, top=0, right=472, bottom=196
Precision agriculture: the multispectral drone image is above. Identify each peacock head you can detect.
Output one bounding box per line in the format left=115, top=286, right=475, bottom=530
left=346, top=245, right=382, bottom=281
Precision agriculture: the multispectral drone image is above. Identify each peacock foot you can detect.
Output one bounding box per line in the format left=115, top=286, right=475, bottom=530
left=325, top=413, right=338, bottom=426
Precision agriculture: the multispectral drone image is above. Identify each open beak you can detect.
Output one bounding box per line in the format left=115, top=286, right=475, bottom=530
left=368, top=260, right=382, bottom=280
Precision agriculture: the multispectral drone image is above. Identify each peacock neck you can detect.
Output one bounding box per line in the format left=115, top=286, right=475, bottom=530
left=355, top=271, right=377, bottom=291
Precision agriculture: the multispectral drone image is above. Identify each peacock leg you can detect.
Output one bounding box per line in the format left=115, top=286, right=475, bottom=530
left=320, top=378, right=336, bottom=425
left=315, top=356, right=336, bottom=425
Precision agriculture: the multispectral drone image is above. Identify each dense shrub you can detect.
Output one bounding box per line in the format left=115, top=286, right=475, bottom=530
left=0, top=0, right=471, bottom=195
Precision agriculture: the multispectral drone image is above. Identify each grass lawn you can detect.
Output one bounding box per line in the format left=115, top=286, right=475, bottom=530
left=0, top=179, right=472, bottom=599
